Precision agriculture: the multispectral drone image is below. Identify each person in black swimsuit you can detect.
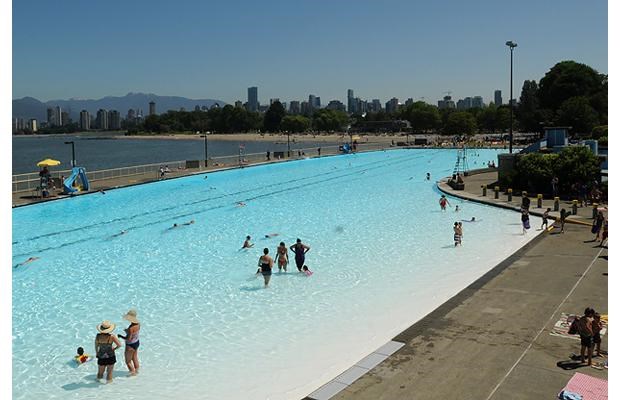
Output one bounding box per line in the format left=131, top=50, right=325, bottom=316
left=256, top=248, right=274, bottom=287
left=290, top=238, right=310, bottom=272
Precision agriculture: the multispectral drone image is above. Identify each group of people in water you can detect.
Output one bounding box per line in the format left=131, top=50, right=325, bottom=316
left=75, top=309, right=141, bottom=384
left=244, top=236, right=313, bottom=287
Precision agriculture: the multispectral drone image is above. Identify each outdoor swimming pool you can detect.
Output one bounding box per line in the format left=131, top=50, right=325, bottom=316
left=12, top=149, right=541, bottom=400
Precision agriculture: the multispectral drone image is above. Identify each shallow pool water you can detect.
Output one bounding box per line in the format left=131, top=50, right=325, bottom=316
left=12, top=149, right=541, bottom=399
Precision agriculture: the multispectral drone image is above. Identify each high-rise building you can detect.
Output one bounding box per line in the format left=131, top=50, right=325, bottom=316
left=347, top=89, right=354, bottom=113
left=456, top=97, right=472, bottom=110
left=234, top=100, right=243, bottom=108
left=248, top=86, right=258, bottom=112
left=326, top=100, right=346, bottom=112
left=308, top=94, right=316, bottom=112
left=438, top=96, right=456, bottom=109
left=405, top=98, right=414, bottom=107
left=149, top=101, right=156, bottom=116
left=270, top=98, right=280, bottom=105
left=300, top=101, right=310, bottom=116
left=47, top=106, right=63, bottom=127
left=371, top=99, right=382, bottom=113
left=29, top=119, right=38, bottom=132
left=126, top=109, right=136, bottom=121
left=289, top=101, right=300, bottom=115
left=96, top=109, right=109, bottom=130
left=108, top=110, right=121, bottom=130
left=385, top=98, right=399, bottom=114
left=61, top=111, right=70, bottom=126
left=494, top=90, right=502, bottom=106
left=79, top=110, right=90, bottom=130
left=56, top=106, right=62, bottom=126
left=472, top=96, right=484, bottom=108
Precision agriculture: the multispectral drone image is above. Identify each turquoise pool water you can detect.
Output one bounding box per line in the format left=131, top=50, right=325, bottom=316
left=12, top=149, right=541, bottom=399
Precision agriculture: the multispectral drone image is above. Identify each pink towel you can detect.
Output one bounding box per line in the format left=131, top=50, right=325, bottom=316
left=562, top=372, right=607, bottom=400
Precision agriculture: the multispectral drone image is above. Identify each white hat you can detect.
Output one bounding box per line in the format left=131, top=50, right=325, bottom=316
left=123, top=309, right=139, bottom=324
left=97, top=320, right=116, bottom=334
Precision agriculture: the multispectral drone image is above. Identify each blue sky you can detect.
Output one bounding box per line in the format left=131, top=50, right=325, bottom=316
left=12, top=0, right=608, bottom=105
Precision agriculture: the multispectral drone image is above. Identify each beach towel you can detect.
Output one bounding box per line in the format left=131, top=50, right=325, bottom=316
left=558, top=372, right=607, bottom=400
left=550, top=313, right=607, bottom=340
left=558, top=390, right=583, bottom=400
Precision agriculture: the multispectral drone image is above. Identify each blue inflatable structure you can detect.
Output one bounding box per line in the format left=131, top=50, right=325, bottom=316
left=63, top=167, right=90, bottom=194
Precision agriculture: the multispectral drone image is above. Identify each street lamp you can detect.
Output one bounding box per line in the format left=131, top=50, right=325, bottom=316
left=506, top=40, right=518, bottom=154
left=64, top=141, right=75, bottom=167
left=201, top=132, right=208, bottom=167
left=287, top=131, right=291, bottom=157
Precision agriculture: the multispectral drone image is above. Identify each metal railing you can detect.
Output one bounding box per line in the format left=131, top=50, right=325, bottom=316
left=12, top=141, right=393, bottom=194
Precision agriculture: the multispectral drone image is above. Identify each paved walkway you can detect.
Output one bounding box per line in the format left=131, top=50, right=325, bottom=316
left=438, top=170, right=606, bottom=225
left=310, top=171, right=608, bottom=400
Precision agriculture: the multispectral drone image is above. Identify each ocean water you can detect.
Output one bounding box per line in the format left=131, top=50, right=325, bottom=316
left=12, top=134, right=329, bottom=174
left=12, top=149, right=541, bottom=399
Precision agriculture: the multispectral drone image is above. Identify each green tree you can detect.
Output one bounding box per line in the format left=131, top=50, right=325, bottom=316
left=263, top=101, right=286, bottom=132
left=553, top=146, right=601, bottom=193
left=403, top=101, right=440, bottom=132
left=556, top=96, right=599, bottom=136
left=515, top=152, right=558, bottom=193
left=444, top=111, right=477, bottom=135
left=538, top=61, right=606, bottom=112
left=281, top=115, right=311, bottom=133
left=517, top=80, right=543, bottom=132
left=312, top=109, right=349, bottom=132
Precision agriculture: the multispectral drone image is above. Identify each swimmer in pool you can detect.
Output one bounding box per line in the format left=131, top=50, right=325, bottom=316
left=302, top=265, right=313, bottom=277
left=461, top=217, right=478, bottom=222
left=242, top=235, right=254, bottom=249
left=264, top=233, right=279, bottom=238
left=182, top=220, right=195, bottom=226
left=236, top=202, right=246, bottom=207
left=112, top=230, right=128, bottom=237
left=455, top=205, right=460, bottom=212
left=13, top=257, right=40, bottom=268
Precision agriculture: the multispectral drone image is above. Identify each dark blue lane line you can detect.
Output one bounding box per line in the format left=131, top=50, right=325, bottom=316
left=13, top=151, right=440, bottom=258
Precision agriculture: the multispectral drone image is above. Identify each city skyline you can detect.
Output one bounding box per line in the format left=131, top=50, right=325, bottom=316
left=12, top=1, right=607, bottom=105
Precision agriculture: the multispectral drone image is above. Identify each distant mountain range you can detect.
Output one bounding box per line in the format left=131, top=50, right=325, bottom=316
left=12, top=92, right=227, bottom=121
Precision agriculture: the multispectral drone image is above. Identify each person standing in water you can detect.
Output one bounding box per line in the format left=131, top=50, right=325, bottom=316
left=256, top=248, right=274, bottom=287
left=290, top=238, right=310, bottom=272
left=118, top=309, right=140, bottom=376
left=439, top=195, right=450, bottom=211
left=274, top=241, right=289, bottom=272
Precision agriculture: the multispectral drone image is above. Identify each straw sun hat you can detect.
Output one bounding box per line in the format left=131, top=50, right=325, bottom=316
left=123, top=309, right=139, bottom=324
left=97, top=320, right=116, bottom=334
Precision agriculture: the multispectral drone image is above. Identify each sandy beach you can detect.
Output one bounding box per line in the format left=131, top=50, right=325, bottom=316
left=116, top=132, right=401, bottom=144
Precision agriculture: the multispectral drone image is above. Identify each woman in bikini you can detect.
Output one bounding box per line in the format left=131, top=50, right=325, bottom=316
left=118, top=309, right=141, bottom=376
left=274, top=242, right=289, bottom=272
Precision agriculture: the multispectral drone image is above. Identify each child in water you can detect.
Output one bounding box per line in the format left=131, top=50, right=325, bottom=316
left=74, top=347, right=91, bottom=365
left=302, top=265, right=313, bottom=277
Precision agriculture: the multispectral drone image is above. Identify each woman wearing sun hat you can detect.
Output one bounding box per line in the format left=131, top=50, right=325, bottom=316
left=94, top=320, right=122, bottom=383
left=118, top=309, right=141, bottom=376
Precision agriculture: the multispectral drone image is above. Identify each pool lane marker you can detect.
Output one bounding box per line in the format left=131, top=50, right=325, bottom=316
left=307, top=340, right=405, bottom=400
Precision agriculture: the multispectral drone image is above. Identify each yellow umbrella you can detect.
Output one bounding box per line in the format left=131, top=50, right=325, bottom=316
left=36, top=158, right=61, bottom=167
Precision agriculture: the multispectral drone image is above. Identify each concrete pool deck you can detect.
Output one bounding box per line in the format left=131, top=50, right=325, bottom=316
left=304, top=172, right=608, bottom=400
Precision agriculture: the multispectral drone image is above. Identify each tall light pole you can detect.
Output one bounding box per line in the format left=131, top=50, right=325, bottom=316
left=64, top=141, right=75, bottom=167
left=506, top=40, right=517, bottom=154
left=202, top=133, right=208, bottom=167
